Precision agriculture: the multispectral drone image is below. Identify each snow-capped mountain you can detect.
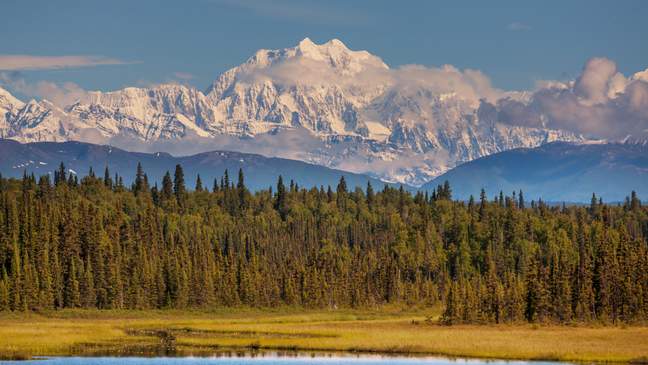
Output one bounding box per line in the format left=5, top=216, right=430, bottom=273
left=0, top=87, right=25, bottom=135
left=67, top=85, right=214, bottom=140
left=0, top=38, right=582, bottom=185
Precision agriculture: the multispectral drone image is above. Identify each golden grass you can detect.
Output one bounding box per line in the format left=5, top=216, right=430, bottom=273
left=0, top=307, right=647, bottom=363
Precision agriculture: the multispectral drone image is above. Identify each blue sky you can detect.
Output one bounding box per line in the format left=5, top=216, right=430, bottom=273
left=1, top=0, right=647, bottom=96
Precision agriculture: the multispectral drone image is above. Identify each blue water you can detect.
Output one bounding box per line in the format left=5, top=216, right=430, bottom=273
left=0, top=355, right=569, bottom=365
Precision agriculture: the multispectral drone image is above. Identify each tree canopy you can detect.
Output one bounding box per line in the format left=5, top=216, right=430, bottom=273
left=0, top=164, right=646, bottom=324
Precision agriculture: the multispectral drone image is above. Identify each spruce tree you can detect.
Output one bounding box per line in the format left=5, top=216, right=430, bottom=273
left=223, top=169, right=230, bottom=190
left=237, top=168, right=247, bottom=210
left=274, top=175, right=288, bottom=220
left=161, top=172, right=173, bottom=201
left=173, top=164, right=186, bottom=201
left=103, top=167, right=113, bottom=189
left=443, top=180, right=452, bottom=200
left=55, top=162, right=67, bottom=186
left=64, top=259, right=80, bottom=308
left=195, top=174, right=203, bottom=192
left=134, top=162, right=145, bottom=195
left=337, top=176, right=347, bottom=195
left=366, top=181, right=374, bottom=209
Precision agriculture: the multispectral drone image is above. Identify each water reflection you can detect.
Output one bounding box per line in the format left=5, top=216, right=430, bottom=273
left=0, top=352, right=571, bottom=365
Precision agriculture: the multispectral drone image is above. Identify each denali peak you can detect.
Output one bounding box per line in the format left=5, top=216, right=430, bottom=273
left=0, top=39, right=582, bottom=185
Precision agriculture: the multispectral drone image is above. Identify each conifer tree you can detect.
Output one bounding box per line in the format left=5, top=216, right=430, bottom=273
left=151, top=184, right=160, bottom=205
left=195, top=174, right=203, bottom=192
left=134, top=162, right=145, bottom=195
left=237, top=169, right=247, bottom=210
left=337, top=176, right=347, bottom=195
left=161, top=172, right=173, bottom=201
left=274, top=175, right=288, bottom=220
left=223, top=169, right=230, bottom=190
left=64, top=259, right=80, bottom=308
left=443, top=180, right=452, bottom=200
left=55, top=162, right=67, bottom=186
left=366, top=181, right=374, bottom=209
left=173, top=164, right=186, bottom=202
left=590, top=193, right=598, bottom=215
left=81, top=256, right=96, bottom=308
left=103, top=167, right=113, bottom=189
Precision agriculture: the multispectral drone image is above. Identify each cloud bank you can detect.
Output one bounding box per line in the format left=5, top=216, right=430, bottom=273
left=0, top=55, right=130, bottom=71
left=243, top=56, right=505, bottom=108
left=0, top=54, right=132, bottom=106
left=0, top=72, right=90, bottom=106
left=486, top=57, right=648, bottom=140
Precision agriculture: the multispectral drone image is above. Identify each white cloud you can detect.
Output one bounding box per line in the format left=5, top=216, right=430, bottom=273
left=242, top=55, right=504, bottom=108
left=0, top=72, right=90, bottom=106
left=490, top=57, right=648, bottom=140
left=390, top=64, right=504, bottom=104
left=1, top=69, right=195, bottom=108
left=0, top=55, right=130, bottom=71
left=574, top=57, right=620, bottom=104
left=106, top=128, right=326, bottom=161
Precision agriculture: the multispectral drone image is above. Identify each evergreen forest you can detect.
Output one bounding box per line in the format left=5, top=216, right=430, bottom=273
left=0, top=163, right=646, bottom=324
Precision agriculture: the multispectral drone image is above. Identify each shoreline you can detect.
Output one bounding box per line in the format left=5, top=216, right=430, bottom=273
left=1, top=309, right=647, bottom=363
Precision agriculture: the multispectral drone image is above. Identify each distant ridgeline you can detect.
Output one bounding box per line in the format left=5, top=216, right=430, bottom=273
left=0, top=139, right=391, bottom=192
left=0, top=164, right=646, bottom=324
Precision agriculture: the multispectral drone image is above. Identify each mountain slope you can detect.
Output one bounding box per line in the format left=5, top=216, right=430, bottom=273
left=0, top=139, right=392, bottom=191
left=0, top=38, right=582, bottom=185
left=423, top=142, right=648, bottom=202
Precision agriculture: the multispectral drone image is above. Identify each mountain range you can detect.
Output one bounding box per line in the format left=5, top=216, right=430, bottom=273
left=2, top=138, right=646, bottom=203
left=0, top=139, right=390, bottom=192
left=0, top=38, right=582, bottom=186
left=425, top=141, right=648, bottom=202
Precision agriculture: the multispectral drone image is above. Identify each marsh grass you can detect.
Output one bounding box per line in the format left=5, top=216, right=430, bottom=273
left=1, top=307, right=647, bottom=363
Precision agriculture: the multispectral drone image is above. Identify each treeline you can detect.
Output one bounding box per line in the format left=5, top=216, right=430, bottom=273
left=0, top=163, right=647, bottom=324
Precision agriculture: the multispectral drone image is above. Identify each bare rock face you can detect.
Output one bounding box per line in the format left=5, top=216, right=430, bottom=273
left=0, top=39, right=581, bottom=186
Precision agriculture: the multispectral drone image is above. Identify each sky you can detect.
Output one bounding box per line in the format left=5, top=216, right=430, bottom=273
left=1, top=0, right=647, bottom=97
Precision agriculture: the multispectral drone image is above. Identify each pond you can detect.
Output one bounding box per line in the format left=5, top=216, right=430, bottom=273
left=0, top=354, right=570, bottom=365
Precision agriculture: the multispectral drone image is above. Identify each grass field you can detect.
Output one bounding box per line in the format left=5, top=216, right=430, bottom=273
left=0, top=307, right=647, bottom=363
